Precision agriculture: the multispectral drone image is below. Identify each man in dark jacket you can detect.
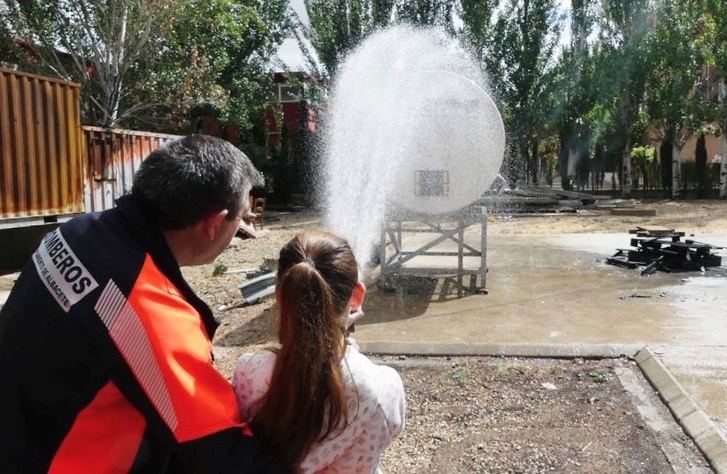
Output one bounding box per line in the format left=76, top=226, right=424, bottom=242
left=0, top=135, right=282, bottom=473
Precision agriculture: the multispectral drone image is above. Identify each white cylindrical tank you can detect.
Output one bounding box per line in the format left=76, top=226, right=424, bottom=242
left=389, top=70, right=505, bottom=215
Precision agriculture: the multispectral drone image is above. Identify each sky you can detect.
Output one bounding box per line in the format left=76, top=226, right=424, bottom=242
left=274, top=0, right=311, bottom=70
left=274, top=0, right=572, bottom=71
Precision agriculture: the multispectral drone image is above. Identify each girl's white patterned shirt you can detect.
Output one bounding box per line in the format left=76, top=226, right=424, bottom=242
left=233, top=345, right=405, bottom=474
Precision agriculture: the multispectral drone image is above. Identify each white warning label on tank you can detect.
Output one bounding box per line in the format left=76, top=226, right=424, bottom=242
left=32, top=228, right=99, bottom=312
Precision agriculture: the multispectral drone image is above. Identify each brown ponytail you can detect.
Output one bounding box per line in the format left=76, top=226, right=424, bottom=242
left=250, top=231, right=359, bottom=469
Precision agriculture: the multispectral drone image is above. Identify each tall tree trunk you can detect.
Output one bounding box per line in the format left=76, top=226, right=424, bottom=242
left=671, top=143, right=681, bottom=199
left=593, top=141, right=604, bottom=191
left=520, top=144, right=530, bottom=187
left=660, top=139, right=672, bottom=192
left=558, top=133, right=571, bottom=190
left=653, top=146, right=659, bottom=191
left=721, top=117, right=727, bottom=199
left=695, top=133, right=707, bottom=198
left=621, top=137, right=632, bottom=197
left=567, top=144, right=577, bottom=177
left=106, top=5, right=128, bottom=126
left=530, top=141, right=539, bottom=185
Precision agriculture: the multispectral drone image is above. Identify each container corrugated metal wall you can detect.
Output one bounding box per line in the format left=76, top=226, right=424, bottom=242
left=83, top=126, right=181, bottom=212
left=0, top=68, right=84, bottom=220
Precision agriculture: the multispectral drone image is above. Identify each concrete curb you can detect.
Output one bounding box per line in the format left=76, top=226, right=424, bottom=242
left=636, top=347, right=727, bottom=473
left=358, top=341, right=640, bottom=359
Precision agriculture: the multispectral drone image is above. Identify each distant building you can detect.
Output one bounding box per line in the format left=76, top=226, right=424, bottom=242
left=264, top=72, right=319, bottom=156
left=648, top=71, right=726, bottom=165
left=646, top=127, right=722, bottom=165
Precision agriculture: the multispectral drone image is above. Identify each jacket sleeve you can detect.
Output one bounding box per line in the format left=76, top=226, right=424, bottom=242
left=95, top=255, right=284, bottom=472
left=169, top=428, right=284, bottom=473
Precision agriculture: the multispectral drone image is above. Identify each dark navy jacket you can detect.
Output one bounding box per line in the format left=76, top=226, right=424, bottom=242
left=0, top=194, right=282, bottom=473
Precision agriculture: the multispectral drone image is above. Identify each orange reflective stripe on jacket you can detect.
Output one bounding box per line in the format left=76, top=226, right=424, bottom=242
left=49, top=255, right=249, bottom=472
left=98, top=254, right=248, bottom=442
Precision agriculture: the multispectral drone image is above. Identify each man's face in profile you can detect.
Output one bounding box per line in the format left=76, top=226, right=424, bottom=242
left=199, top=195, right=253, bottom=265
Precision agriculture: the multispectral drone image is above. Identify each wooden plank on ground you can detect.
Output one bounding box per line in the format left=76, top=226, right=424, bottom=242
left=610, top=208, right=657, bottom=216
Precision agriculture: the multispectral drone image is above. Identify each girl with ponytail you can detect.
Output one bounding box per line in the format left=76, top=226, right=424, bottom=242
left=233, top=231, right=405, bottom=473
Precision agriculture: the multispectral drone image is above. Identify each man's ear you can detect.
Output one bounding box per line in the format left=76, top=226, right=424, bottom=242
left=349, top=281, right=366, bottom=310
left=203, top=209, right=229, bottom=240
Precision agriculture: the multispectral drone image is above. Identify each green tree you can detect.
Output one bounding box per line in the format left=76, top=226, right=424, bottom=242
left=0, top=19, right=18, bottom=63
left=125, top=0, right=290, bottom=135
left=702, top=0, right=727, bottom=197
left=458, top=0, right=500, bottom=83
left=552, top=0, right=604, bottom=190
left=1, top=0, right=290, bottom=135
left=396, top=0, right=455, bottom=30
left=303, top=0, right=396, bottom=75
left=645, top=0, right=715, bottom=197
left=303, top=0, right=459, bottom=77
left=485, top=0, right=562, bottom=183
left=599, top=0, right=654, bottom=196
left=1, top=0, right=179, bottom=126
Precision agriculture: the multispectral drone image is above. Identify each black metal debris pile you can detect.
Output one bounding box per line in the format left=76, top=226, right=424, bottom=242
left=606, top=226, right=723, bottom=275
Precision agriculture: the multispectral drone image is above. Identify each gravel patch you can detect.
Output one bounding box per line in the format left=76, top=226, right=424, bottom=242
left=375, top=356, right=710, bottom=474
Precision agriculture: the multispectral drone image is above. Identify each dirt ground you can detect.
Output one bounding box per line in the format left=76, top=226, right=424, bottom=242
left=377, top=356, right=709, bottom=473
left=180, top=210, right=320, bottom=313
left=187, top=198, right=727, bottom=358
left=491, top=200, right=727, bottom=235
left=183, top=199, right=727, bottom=331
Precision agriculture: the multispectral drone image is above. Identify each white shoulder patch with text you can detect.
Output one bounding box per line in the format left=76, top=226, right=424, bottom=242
left=32, top=228, right=99, bottom=312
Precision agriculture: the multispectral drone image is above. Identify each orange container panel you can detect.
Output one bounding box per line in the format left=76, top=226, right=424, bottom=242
left=0, top=68, right=84, bottom=220
left=83, top=127, right=181, bottom=213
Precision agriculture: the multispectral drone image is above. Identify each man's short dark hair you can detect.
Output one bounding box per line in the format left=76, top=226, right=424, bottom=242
left=131, top=135, right=264, bottom=229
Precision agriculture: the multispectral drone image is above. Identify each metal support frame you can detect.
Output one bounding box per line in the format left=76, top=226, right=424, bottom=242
left=378, top=206, right=488, bottom=296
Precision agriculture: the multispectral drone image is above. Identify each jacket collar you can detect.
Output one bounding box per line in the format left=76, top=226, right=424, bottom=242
left=115, top=194, right=220, bottom=338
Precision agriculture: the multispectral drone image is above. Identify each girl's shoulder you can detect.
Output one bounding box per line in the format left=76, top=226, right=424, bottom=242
left=232, top=350, right=277, bottom=394
left=236, top=348, right=276, bottom=370
left=343, top=346, right=404, bottom=401
left=340, top=346, right=406, bottom=440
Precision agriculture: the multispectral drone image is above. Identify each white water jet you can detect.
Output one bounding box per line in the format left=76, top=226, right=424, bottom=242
left=323, top=25, right=505, bottom=266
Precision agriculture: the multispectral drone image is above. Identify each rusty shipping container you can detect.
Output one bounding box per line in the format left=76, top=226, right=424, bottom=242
left=0, top=68, right=84, bottom=222
left=83, top=127, right=180, bottom=213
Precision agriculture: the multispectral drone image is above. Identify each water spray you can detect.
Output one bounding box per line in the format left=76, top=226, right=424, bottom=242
left=323, top=26, right=505, bottom=293
left=240, top=26, right=506, bottom=304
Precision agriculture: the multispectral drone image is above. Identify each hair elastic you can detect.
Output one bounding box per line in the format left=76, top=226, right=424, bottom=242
left=302, top=257, right=316, bottom=268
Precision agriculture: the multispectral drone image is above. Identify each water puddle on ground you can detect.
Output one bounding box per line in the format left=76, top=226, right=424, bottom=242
left=360, top=232, right=727, bottom=436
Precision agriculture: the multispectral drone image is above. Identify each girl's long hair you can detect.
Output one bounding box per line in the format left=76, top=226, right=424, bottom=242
left=250, top=231, right=359, bottom=469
